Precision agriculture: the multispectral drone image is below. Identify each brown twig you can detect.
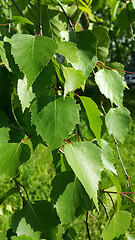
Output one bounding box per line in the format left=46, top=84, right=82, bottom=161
left=13, top=177, right=27, bottom=206
left=99, top=199, right=109, bottom=220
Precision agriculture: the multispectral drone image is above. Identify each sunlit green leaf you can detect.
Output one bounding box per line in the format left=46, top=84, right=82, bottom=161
left=65, top=142, right=103, bottom=209
left=11, top=34, right=58, bottom=89
left=105, top=107, right=131, bottom=143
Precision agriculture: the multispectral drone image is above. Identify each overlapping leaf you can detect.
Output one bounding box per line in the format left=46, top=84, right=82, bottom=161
left=64, top=142, right=103, bottom=209
left=56, top=41, right=78, bottom=64
left=92, top=26, right=110, bottom=62
left=105, top=107, right=131, bottom=143
left=31, top=97, right=80, bottom=150
left=51, top=171, right=91, bottom=225
left=101, top=139, right=117, bottom=174
left=95, top=68, right=124, bottom=108
left=80, top=96, right=102, bottom=144
left=18, top=77, right=35, bottom=112
left=16, top=218, right=41, bottom=239
left=12, top=201, right=59, bottom=240
left=0, top=143, right=31, bottom=178
left=11, top=34, right=58, bottom=89
left=102, top=211, right=131, bottom=240
left=62, top=67, right=86, bottom=97
left=69, top=30, right=97, bottom=77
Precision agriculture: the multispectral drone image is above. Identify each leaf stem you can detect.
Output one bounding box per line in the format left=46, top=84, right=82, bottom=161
left=57, top=2, right=74, bottom=30
left=97, top=62, right=135, bottom=75
left=38, top=0, right=42, bottom=36
left=77, top=124, right=84, bottom=141
left=113, top=136, right=131, bottom=187
left=99, top=199, right=109, bottom=220
left=106, top=192, right=115, bottom=213
left=13, top=177, right=27, bottom=206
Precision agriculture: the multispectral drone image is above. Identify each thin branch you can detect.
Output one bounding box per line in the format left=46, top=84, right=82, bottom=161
left=105, top=192, right=115, bottom=213
left=8, top=124, right=30, bottom=138
left=88, top=211, right=97, bottom=222
left=77, top=124, right=84, bottom=141
left=100, top=103, right=131, bottom=187
left=113, top=137, right=131, bottom=187
left=16, top=180, right=30, bottom=203
left=99, top=199, right=109, bottom=220
left=10, top=0, right=26, bottom=18
left=13, top=177, right=27, bottom=206
left=120, top=193, right=135, bottom=203
left=97, top=62, right=135, bottom=75
left=57, top=2, right=74, bottom=30
left=38, top=0, right=42, bottom=36
left=85, top=211, right=91, bottom=240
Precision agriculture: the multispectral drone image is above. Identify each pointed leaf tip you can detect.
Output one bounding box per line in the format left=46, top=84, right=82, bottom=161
left=11, top=34, right=58, bottom=89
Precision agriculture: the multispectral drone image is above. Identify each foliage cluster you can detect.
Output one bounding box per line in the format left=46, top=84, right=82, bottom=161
left=0, top=0, right=135, bottom=239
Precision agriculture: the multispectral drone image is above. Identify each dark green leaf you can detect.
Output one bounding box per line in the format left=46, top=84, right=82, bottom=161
left=0, top=143, right=31, bottom=177
left=80, top=96, right=102, bottom=144
left=12, top=201, right=59, bottom=240
left=93, top=26, right=110, bottom=62
left=51, top=171, right=91, bottom=225
left=69, top=30, right=97, bottom=77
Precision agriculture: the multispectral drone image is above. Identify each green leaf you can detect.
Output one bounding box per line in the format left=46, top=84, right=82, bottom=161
left=101, top=139, right=117, bottom=174
left=0, top=188, right=18, bottom=205
left=107, top=0, right=120, bottom=21
left=12, top=236, right=35, bottom=240
left=51, top=171, right=91, bottom=225
left=77, top=0, right=91, bottom=17
left=106, top=62, right=125, bottom=77
left=0, top=41, right=11, bottom=71
left=12, top=200, right=59, bottom=240
left=106, top=172, right=121, bottom=212
left=105, top=107, right=131, bottom=143
left=102, top=211, right=131, bottom=240
left=17, top=77, right=35, bottom=112
left=33, top=60, right=57, bottom=98
left=69, top=30, right=97, bottom=77
left=64, top=142, right=103, bottom=209
left=80, top=96, right=102, bottom=144
left=10, top=16, right=34, bottom=25
left=31, top=97, right=80, bottom=150
left=17, top=218, right=41, bottom=239
left=11, top=34, right=58, bottom=89
left=0, top=127, right=10, bottom=143
left=62, top=66, right=86, bottom=97
left=0, top=143, right=31, bottom=178
left=92, top=26, right=110, bottom=62
left=56, top=41, right=78, bottom=64
left=95, top=68, right=124, bottom=108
